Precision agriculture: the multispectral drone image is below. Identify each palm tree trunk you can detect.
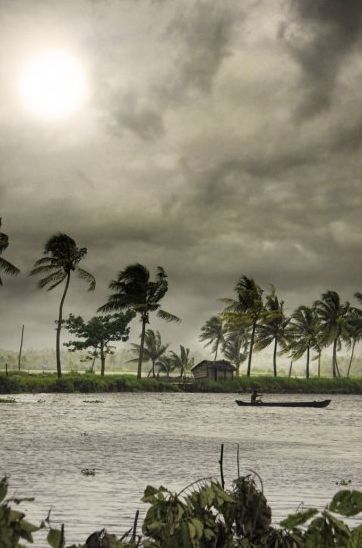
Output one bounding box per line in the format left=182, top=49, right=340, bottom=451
left=246, top=320, right=256, bottom=377
left=235, top=335, right=242, bottom=377
left=332, top=338, right=337, bottom=378
left=152, top=359, right=156, bottom=378
left=347, top=339, right=356, bottom=378
left=306, top=345, right=310, bottom=379
left=137, top=315, right=147, bottom=379
left=317, top=351, right=321, bottom=377
left=100, top=343, right=105, bottom=376
left=272, top=336, right=278, bottom=377
left=288, top=360, right=293, bottom=377
left=214, top=332, right=222, bottom=361
left=18, top=324, right=24, bottom=371
left=56, top=272, right=71, bottom=378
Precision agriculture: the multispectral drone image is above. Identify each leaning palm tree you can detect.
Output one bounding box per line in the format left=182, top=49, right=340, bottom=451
left=156, top=355, right=175, bottom=378
left=129, top=329, right=169, bottom=378
left=255, top=287, right=289, bottom=377
left=345, top=295, right=362, bottom=377
left=169, top=345, right=194, bottom=380
left=222, top=331, right=248, bottom=372
left=283, top=306, right=318, bottom=379
left=30, top=233, right=95, bottom=378
left=312, top=332, right=323, bottom=378
left=99, top=264, right=180, bottom=379
left=314, top=291, right=351, bottom=378
left=199, top=315, right=225, bottom=361
left=222, top=275, right=264, bottom=377
left=0, top=218, right=20, bottom=285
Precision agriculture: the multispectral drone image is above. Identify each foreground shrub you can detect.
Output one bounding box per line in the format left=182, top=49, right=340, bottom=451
left=1, top=473, right=362, bottom=547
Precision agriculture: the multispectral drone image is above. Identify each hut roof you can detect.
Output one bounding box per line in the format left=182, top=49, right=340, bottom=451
left=191, top=359, right=236, bottom=371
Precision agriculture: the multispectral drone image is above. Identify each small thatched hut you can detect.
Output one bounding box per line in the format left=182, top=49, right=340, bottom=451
left=191, top=360, right=236, bottom=382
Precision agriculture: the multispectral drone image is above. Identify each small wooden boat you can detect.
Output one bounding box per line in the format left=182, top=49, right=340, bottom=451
left=235, top=399, right=331, bottom=408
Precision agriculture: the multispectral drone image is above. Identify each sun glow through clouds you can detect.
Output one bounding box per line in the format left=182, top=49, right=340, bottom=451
left=19, top=50, right=87, bottom=120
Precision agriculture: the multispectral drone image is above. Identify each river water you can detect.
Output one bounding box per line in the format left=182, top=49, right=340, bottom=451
left=1, top=392, right=361, bottom=545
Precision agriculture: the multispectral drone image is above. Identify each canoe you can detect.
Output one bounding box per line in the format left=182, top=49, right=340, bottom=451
left=235, top=399, right=331, bottom=408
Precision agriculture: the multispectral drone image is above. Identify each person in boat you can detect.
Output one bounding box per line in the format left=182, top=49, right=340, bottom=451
left=251, top=390, right=263, bottom=404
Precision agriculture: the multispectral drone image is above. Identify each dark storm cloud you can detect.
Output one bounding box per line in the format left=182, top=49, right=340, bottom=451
left=105, top=92, right=164, bottom=140
left=99, top=0, right=243, bottom=138
left=1, top=0, right=362, bottom=358
left=282, top=0, right=362, bottom=118
left=168, top=1, right=241, bottom=94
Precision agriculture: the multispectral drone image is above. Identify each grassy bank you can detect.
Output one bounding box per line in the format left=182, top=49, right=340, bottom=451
left=188, top=375, right=362, bottom=394
left=0, top=372, right=180, bottom=394
left=1, top=371, right=362, bottom=394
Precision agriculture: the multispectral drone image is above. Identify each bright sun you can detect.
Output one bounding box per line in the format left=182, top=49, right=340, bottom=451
left=19, top=50, right=87, bottom=120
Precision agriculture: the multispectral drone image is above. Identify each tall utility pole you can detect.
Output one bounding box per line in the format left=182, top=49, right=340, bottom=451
left=18, top=324, right=24, bottom=371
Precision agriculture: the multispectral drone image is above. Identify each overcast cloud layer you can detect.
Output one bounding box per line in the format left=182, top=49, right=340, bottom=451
left=1, top=0, right=361, bottom=358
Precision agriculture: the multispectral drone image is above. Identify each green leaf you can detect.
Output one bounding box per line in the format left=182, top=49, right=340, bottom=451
left=190, top=518, right=203, bottom=539
left=8, top=509, right=25, bottom=522
left=0, top=477, right=8, bottom=503
left=18, top=519, right=40, bottom=542
left=280, top=508, right=319, bottom=529
left=142, top=485, right=167, bottom=503
left=304, top=516, right=335, bottom=548
left=324, top=510, right=350, bottom=538
left=347, top=526, right=362, bottom=548
left=47, top=527, right=65, bottom=548
left=329, top=490, right=362, bottom=517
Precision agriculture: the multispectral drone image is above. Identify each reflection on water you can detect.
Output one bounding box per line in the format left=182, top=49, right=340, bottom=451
left=1, top=392, right=361, bottom=545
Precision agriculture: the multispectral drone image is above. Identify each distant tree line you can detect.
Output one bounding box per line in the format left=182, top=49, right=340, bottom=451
left=200, top=275, right=362, bottom=379
left=1, top=221, right=362, bottom=380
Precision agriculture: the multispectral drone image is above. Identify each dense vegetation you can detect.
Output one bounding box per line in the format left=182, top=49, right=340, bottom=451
left=1, top=222, right=362, bottom=380
left=0, top=372, right=179, bottom=394
left=1, top=472, right=362, bottom=547
left=204, top=276, right=362, bottom=379
left=1, top=372, right=362, bottom=395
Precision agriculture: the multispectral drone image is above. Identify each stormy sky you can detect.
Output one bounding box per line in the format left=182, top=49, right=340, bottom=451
left=1, top=0, right=362, bottom=355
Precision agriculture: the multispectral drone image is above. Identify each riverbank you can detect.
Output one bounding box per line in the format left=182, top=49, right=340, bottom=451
left=1, top=372, right=362, bottom=394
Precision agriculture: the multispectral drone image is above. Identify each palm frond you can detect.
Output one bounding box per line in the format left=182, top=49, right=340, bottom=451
left=77, top=267, right=96, bottom=291
left=32, top=257, right=60, bottom=267
left=157, top=309, right=181, bottom=323
left=38, top=270, right=66, bottom=290
left=98, top=299, right=128, bottom=313
left=29, top=264, right=60, bottom=276
left=0, top=257, right=20, bottom=276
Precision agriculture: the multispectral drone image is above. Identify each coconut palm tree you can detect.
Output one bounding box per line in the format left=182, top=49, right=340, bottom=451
left=99, top=264, right=180, bottom=379
left=314, top=291, right=351, bottom=378
left=222, top=275, right=264, bottom=377
left=156, top=355, right=175, bottom=378
left=345, top=294, right=362, bottom=377
left=129, top=329, right=169, bottom=378
left=30, top=233, right=95, bottom=378
left=312, top=335, right=323, bottom=378
left=199, top=315, right=225, bottom=361
left=0, top=218, right=20, bottom=285
left=284, top=306, right=318, bottom=379
left=255, top=287, right=289, bottom=377
left=169, top=345, right=194, bottom=379
left=222, top=331, right=248, bottom=372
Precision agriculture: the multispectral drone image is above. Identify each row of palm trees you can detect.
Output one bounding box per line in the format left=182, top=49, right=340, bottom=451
left=0, top=225, right=179, bottom=378
left=2, top=222, right=361, bottom=379
left=200, top=275, right=362, bottom=378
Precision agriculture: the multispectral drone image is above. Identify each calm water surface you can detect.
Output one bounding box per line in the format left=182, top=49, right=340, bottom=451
left=1, top=392, right=361, bottom=545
